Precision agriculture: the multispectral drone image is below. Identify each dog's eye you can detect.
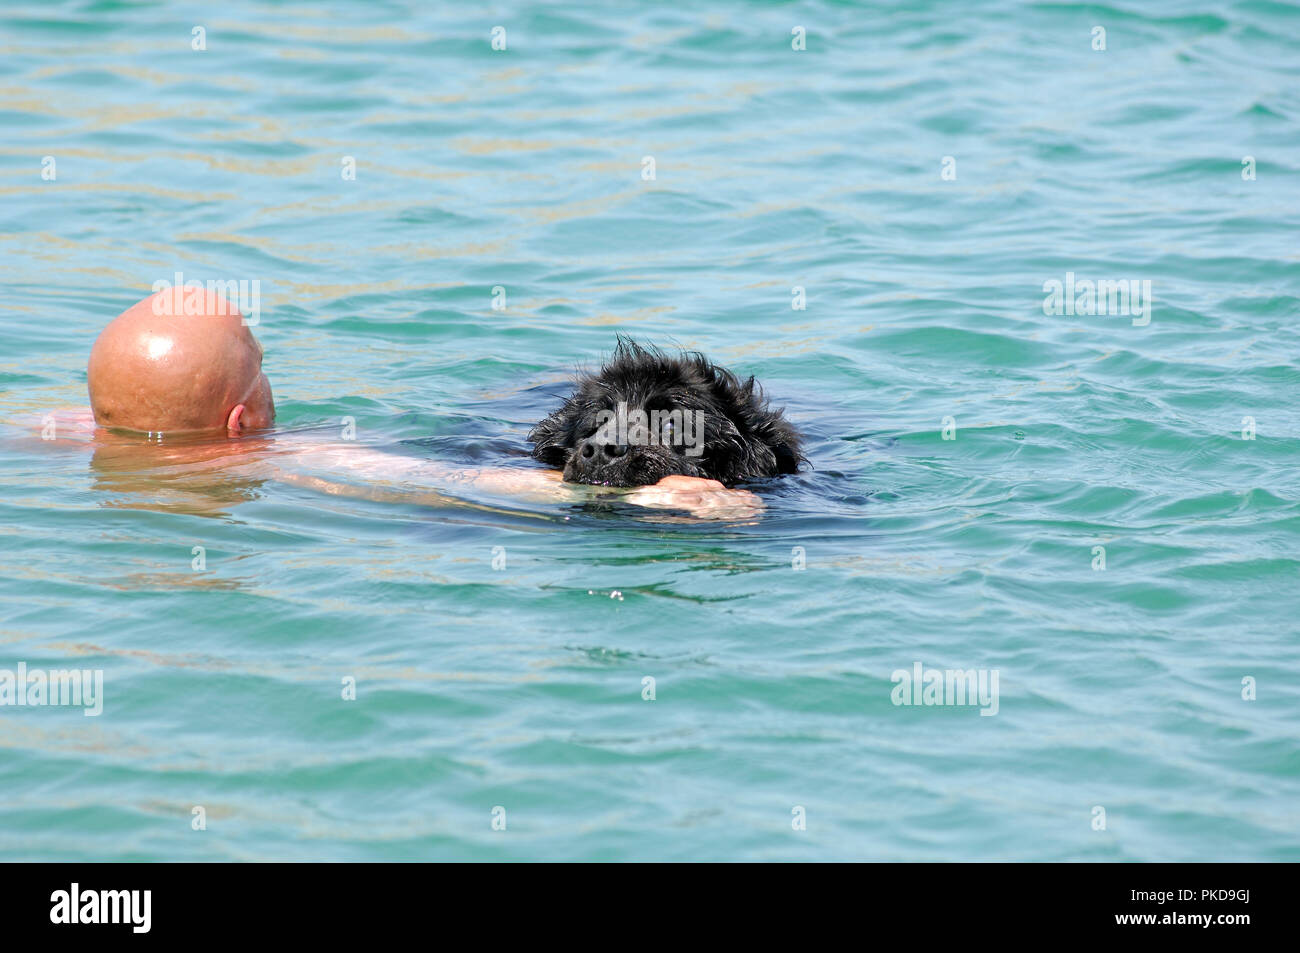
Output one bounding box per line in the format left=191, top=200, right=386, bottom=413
left=659, top=415, right=692, bottom=454
left=585, top=415, right=615, bottom=442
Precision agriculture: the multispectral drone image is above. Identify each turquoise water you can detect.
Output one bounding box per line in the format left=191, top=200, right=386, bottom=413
left=2, top=0, right=1299, bottom=861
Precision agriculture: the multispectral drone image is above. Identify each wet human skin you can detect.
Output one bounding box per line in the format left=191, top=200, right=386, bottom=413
left=87, top=289, right=274, bottom=434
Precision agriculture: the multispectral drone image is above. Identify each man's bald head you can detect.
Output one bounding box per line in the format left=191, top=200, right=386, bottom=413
left=88, top=289, right=274, bottom=433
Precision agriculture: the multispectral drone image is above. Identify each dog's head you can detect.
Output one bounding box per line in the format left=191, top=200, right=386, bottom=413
left=528, top=340, right=804, bottom=487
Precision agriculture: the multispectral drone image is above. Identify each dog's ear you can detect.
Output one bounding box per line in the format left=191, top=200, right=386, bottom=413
left=705, top=369, right=805, bottom=480
left=761, top=413, right=804, bottom=474
left=527, top=409, right=573, bottom=467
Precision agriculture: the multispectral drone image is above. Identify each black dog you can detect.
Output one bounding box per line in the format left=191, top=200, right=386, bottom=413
left=528, top=340, right=804, bottom=487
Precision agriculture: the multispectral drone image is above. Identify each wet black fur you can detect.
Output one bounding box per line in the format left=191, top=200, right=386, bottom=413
left=528, top=339, right=804, bottom=487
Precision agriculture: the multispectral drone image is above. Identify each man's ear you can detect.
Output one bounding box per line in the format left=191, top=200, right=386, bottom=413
left=226, top=404, right=246, bottom=432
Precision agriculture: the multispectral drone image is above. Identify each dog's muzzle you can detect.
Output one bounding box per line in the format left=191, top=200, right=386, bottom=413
left=565, top=436, right=630, bottom=485
left=563, top=435, right=696, bottom=486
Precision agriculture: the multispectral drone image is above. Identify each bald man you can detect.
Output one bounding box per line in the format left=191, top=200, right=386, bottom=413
left=62, top=289, right=760, bottom=520
left=87, top=288, right=274, bottom=434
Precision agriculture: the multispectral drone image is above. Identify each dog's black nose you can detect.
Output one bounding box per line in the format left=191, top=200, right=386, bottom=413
left=578, top=437, right=627, bottom=464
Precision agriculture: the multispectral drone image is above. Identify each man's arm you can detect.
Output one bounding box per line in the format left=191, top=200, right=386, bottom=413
left=18, top=414, right=764, bottom=521
left=276, top=439, right=764, bottom=520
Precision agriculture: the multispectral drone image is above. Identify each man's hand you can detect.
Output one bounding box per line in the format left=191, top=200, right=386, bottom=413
left=624, top=475, right=764, bottom=520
